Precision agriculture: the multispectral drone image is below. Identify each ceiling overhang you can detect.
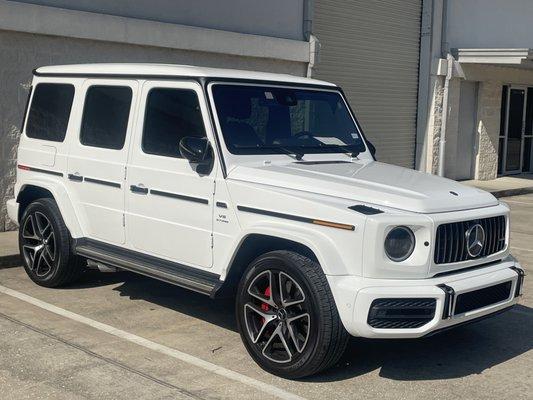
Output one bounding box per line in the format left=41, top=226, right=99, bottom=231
left=454, top=48, right=533, bottom=68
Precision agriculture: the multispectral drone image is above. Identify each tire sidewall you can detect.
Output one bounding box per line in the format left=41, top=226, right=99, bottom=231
left=236, top=251, right=328, bottom=377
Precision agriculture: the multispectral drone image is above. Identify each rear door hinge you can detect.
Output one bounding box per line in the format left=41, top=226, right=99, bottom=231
left=122, top=214, right=125, bottom=227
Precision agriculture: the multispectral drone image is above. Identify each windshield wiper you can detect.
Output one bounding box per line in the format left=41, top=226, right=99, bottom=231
left=275, top=146, right=305, bottom=160
left=316, top=143, right=361, bottom=158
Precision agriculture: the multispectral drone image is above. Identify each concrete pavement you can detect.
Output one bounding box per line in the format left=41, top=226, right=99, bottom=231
left=0, top=230, right=20, bottom=268
left=464, top=174, right=533, bottom=198
left=0, top=194, right=532, bottom=400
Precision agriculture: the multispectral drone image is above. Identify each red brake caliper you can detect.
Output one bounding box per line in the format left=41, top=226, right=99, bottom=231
left=260, top=286, right=271, bottom=325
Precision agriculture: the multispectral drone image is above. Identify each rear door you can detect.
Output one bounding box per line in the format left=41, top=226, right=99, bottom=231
left=125, top=80, right=216, bottom=268
left=67, top=79, right=138, bottom=244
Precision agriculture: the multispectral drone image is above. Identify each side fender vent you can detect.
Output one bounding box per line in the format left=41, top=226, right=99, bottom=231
left=349, top=205, right=383, bottom=215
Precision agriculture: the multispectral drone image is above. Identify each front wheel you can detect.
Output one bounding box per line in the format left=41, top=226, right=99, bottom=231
left=236, top=250, right=349, bottom=378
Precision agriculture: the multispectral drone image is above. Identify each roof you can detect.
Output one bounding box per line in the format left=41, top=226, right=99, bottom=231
left=34, top=63, right=336, bottom=86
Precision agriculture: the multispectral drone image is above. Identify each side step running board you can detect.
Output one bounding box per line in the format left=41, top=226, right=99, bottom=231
left=74, top=239, right=221, bottom=296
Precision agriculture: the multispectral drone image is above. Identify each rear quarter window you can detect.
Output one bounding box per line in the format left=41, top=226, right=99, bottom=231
left=26, top=83, right=75, bottom=142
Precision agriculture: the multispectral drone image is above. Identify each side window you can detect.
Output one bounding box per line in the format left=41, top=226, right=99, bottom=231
left=80, top=86, right=132, bottom=150
left=142, top=88, right=206, bottom=158
left=26, top=83, right=75, bottom=142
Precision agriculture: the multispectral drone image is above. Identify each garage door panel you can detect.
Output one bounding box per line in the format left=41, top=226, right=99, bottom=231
left=314, top=0, right=422, bottom=168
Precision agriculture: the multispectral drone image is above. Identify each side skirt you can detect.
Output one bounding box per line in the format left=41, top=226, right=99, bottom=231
left=73, top=238, right=221, bottom=296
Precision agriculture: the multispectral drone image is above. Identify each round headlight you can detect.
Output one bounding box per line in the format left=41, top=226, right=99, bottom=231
left=384, top=226, right=415, bottom=262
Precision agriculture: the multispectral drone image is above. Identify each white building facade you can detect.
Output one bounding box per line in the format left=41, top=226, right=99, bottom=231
left=419, top=0, right=533, bottom=181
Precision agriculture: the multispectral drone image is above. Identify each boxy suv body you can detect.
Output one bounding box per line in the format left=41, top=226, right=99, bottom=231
left=7, top=64, right=525, bottom=378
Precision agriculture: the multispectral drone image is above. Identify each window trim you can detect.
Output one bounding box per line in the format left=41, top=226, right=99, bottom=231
left=20, top=85, right=33, bottom=134
left=209, top=82, right=367, bottom=156
left=25, top=82, right=76, bottom=143
left=79, top=84, right=133, bottom=151
left=140, top=87, right=208, bottom=159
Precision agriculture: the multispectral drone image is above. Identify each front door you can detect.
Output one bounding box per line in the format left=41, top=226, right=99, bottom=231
left=500, top=86, right=533, bottom=175
left=505, top=87, right=525, bottom=174
left=125, top=80, right=216, bottom=269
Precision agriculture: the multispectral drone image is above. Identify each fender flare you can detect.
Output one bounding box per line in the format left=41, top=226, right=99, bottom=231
left=220, top=221, right=351, bottom=280
left=17, top=177, right=83, bottom=238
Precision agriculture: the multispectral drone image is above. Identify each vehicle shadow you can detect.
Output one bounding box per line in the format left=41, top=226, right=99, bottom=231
left=72, top=269, right=239, bottom=332
left=306, top=304, right=533, bottom=382
left=71, top=270, right=533, bottom=382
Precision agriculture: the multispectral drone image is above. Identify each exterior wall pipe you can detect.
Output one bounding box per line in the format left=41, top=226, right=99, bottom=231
left=303, top=0, right=319, bottom=77
left=303, top=0, right=314, bottom=41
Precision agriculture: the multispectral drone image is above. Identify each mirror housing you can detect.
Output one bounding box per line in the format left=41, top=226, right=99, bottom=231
left=179, top=137, right=213, bottom=164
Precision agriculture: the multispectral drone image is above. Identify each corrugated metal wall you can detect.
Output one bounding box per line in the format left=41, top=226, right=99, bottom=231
left=314, top=0, right=422, bottom=168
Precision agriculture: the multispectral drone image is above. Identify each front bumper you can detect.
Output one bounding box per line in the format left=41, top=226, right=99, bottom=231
left=328, top=256, right=524, bottom=338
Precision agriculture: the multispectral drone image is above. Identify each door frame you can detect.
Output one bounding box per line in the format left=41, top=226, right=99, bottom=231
left=124, top=79, right=218, bottom=269
left=501, top=85, right=528, bottom=175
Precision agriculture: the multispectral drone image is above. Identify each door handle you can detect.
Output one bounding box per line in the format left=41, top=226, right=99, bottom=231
left=130, top=184, right=148, bottom=194
left=68, top=173, right=83, bottom=182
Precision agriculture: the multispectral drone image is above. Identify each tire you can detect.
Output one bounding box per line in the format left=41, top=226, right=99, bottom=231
left=19, top=198, right=84, bottom=287
left=236, top=250, right=349, bottom=378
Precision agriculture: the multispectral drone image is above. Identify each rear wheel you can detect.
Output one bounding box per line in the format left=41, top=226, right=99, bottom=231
left=19, top=198, right=84, bottom=287
left=236, top=250, right=349, bottom=378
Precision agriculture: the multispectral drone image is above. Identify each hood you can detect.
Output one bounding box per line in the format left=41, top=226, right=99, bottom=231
left=227, top=160, right=498, bottom=214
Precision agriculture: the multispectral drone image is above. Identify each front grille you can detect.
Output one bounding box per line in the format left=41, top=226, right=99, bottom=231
left=454, top=281, right=512, bottom=315
left=367, top=298, right=436, bottom=329
left=434, top=216, right=506, bottom=264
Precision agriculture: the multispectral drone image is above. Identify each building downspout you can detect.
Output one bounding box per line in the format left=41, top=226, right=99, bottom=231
left=303, top=0, right=319, bottom=77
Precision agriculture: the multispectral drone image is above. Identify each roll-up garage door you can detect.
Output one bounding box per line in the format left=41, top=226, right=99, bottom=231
left=313, top=0, right=422, bottom=168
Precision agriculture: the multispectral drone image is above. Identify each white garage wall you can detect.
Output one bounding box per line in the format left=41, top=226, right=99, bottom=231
left=10, top=0, right=305, bottom=40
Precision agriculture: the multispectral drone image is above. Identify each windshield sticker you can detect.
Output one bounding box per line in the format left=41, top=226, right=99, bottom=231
left=264, top=91, right=274, bottom=100
left=314, top=137, right=346, bottom=145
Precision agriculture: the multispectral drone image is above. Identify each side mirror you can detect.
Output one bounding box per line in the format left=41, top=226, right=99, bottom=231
left=367, top=141, right=376, bottom=158
left=179, top=137, right=213, bottom=164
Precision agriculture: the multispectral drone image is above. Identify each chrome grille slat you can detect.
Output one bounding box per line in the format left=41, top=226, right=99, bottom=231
left=452, top=222, right=460, bottom=262
left=445, top=224, right=451, bottom=264
left=490, top=220, right=498, bottom=254
left=434, top=216, right=506, bottom=264
left=481, top=218, right=489, bottom=257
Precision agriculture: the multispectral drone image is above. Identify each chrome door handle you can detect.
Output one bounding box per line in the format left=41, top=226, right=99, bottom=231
left=68, top=173, right=83, bottom=182
left=130, top=184, right=148, bottom=194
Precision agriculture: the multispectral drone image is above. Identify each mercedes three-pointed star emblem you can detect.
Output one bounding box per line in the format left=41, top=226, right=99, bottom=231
left=465, top=223, right=485, bottom=257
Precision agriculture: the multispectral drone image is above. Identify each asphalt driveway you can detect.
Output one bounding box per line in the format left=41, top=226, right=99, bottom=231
left=0, top=194, right=532, bottom=400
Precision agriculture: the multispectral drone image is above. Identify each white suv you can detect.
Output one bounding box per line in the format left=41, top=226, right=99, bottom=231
left=7, top=63, right=525, bottom=378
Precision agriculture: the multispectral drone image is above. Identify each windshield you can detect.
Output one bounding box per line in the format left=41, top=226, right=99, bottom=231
left=212, top=84, right=366, bottom=156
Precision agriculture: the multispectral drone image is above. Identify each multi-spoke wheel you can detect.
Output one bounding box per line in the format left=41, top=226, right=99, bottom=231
left=21, top=211, right=57, bottom=278
left=236, top=250, right=349, bottom=378
left=19, top=198, right=84, bottom=287
left=244, top=270, right=311, bottom=363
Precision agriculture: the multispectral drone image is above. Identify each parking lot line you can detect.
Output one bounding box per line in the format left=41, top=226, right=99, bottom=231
left=0, top=284, right=306, bottom=400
